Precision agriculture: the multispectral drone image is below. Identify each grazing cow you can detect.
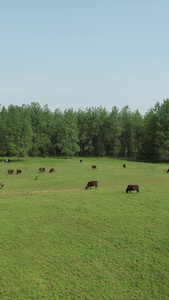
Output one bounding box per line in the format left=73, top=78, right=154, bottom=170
left=167, top=169, right=169, bottom=173
left=17, top=169, right=22, bottom=174
left=86, top=181, right=98, bottom=189
left=35, top=176, right=38, bottom=180
left=1, top=182, right=4, bottom=188
left=8, top=169, right=14, bottom=174
left=6, top=158, right=12, bottom=163
left=80, top=160, right=82, bottom=163
left=123, top=164, right=126, bottom=168
left=126, top=185, right=139, bottom=193
left=39, top=167, right=45, bottom=172
left=92, top=165, right=97, bottom=169
left=49, top=168, right=55, bottom=173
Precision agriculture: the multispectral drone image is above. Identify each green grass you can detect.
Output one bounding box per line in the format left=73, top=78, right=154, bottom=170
left=0, top=157, right=169, bottom=299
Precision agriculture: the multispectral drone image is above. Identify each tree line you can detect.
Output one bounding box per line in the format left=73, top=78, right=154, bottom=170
left=0, top=99, right=169, bottom=162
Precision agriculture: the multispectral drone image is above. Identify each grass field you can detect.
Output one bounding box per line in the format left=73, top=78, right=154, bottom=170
left=0, top=157, right=168, bottom=299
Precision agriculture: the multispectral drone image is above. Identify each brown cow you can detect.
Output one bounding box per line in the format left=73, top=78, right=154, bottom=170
left=49, top=168, right=55, bottom=173
left=8, top=169, right=14, bottom=174
left=1, top=182, right=4, bottom=188
left=86, top=181, right=98, bottom=189
left=92, top=165, right=97, bottom=169
left=35, top=176, right=38, bottom=180
left=17, top=169, right=22, bottom=174
left=126, top=185, right=139, bottom=193
left=39, top=167, right=45, bottom=172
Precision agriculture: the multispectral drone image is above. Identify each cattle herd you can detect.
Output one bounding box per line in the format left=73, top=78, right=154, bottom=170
left=85, top=163, right=139, bottom=193
left=0, top=161, right=143, bottom=193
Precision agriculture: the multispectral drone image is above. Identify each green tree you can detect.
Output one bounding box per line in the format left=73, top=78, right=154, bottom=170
left=141, top=108, right=158, bottom=161
left=131, top=110, right=144, bottom=159
left=52, top=108, right=63, bottom=156
left=57, top=109, right=80, bottom=158
left=40, top=104, right=55, bottom=156
left=28, top=102, right=53, bottom=156
left=93, top=107, right=109, bottom=156
left=0, top=106, right=8, bottom=156
left=106, top=106, right=121, bottom=157
left=119, top=106, right=133, bottom=157
left=154, top=99, right=169, bottom=161
left=6, top=105, right=32, bottom=160
left=77, top=107, right=101, bottom=156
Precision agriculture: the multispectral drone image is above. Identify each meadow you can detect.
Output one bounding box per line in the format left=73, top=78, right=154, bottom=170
left=0, top=157, right=168, bottom=299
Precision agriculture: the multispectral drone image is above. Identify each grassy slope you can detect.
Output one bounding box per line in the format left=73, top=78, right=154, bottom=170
left=0, top=157, right=168, bottom=299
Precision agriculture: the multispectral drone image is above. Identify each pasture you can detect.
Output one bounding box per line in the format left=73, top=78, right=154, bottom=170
left=0, top=157, right=168, bottom=299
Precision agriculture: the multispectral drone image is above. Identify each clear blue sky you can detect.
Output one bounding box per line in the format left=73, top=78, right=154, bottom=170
left=1, top=0, right=169, bottom=115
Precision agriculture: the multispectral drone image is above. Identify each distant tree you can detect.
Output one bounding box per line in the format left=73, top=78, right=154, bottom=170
left=106, top=106, right=121, bottom=157
left=154, top=99, right=169, bottom=161
left=39, top=104, right=54, bottom=156
left=141, top=108, right=158, bottom=161
left=77, top=107, right=101, bottom=156
left=0, top=106, right=8, bottom=156
left=93, top=107, right=109, bottom=156
left=57, top=109, right=80, bottom=158
left=28, top=102, right=53, bottom=156
left=51, top=108, right=63, bottom=156
left=119, top=106, right=133, bottom=157
left=6, top=105, right=32, bottom=160
left=131, top=110, right=144, bottom=159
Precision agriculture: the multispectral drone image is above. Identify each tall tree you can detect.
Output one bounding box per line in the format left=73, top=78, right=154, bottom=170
left=131, top=110, right=144, bottom=159
left=57, top=109, right=80, bottom=158
left=119, top=106, right=133, bottom=157
left=154, top=99, right=169, bottom=161
left=28, top=102, right=49, bottom=156
left=141, top=108, right=158, bottom=161
left=6, top=105, right=32, bottom=160
left=77, top=107, right=100, bottom=156
left=0, top=106, right=8, bottom=156
left=106, top=106, right=121, bottom=157
left=39, top=104, right=54, bottom=156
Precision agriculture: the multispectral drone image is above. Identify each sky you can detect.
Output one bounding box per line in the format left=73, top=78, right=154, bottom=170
left=1, top=0, right=169, bottom=115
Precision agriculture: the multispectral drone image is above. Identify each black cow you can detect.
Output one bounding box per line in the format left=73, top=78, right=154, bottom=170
left=92, top=165, right=97, bottom=169
left=126, top=185, right=139, bottom=193
left=123, top=164, right=126, bottom=168
left=167, top=169, right=169, bottom=173
left=86, top=181, right=98, bottom=189
left=49, top=168, right=55, bottom=173
left=39, top=167, right=45, bottom=172
left=80, top=160, right=82, bottom=163
left=8, top=169, right=14, bottom=174
left=6, top=158, right=12, bottom=163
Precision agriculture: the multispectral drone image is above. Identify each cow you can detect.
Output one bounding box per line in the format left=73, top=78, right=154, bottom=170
left=86, top=181, right=98, bottom=189
left=167, top=169, right=169, bottom=173
left=49, top=168, right=55, bottom=173
left=6, top=158, right=12, bottom=163
left=123, top=164, right=126, bottom=168
left=17, top=169, right=22, bottom=174
left=126, top=185, right=139, bottom=193
left=39, top=167, right=45, bottom=172
left=1, top=182, right=4, bottom=188
left=8, top=169, right=14, bottom=174
left=92, top=165, right=97, bottom=169
left=35, top=176, right=38, bottom=180
left=80, top=160, right=82, bottom=163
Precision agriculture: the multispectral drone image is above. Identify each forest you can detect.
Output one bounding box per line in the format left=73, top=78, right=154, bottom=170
left=0, top=99, right=169, bottom=162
